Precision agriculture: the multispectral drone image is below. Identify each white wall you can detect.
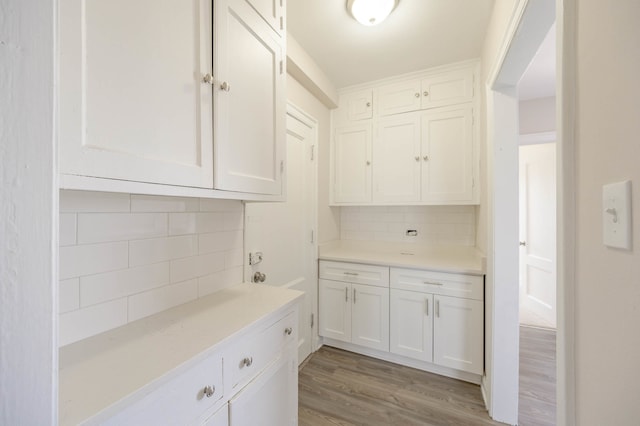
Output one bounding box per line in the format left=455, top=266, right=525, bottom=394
left=519, top=96, right=556, bottom=134
left=287, top=75, right=340, bottom=244
left=0, top=0, right=58, bottom=423
left=58, top=191, right=244, bottom=346
left=574, top=1, right=640, bottom=423
left=341, top=206, right=476, bottom=246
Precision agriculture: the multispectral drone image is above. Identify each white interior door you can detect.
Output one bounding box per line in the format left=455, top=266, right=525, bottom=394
left=244, top=107, right=317, bottom=363
left=519, top=142, right=557, bottom=328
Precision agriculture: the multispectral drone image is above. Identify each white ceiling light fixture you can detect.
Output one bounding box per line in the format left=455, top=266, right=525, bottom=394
left=347, top=0, right=399, bottom=27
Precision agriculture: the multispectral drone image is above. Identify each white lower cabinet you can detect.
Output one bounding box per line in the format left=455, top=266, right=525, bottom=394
left=320, top=260, right=484, bottom=379
left=228, top=354, right=297, bottom=426
left=201, top=405, right=229, bottom=426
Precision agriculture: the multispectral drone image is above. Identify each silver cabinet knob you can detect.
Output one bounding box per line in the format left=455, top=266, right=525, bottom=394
left=520, top=241, right=527, bottom=246
left=284, top=327, right=293, bottom=336
left=220, top=81, right=231, bottom=92
left=242, top=357, right=253, bottom=367
left=415, top=156, right=420, bottom=162
left=203, top=385, right=215, bottom=398
left=253, top=271, right=266, bottom=283
left=366, top=102, right=371, bottom=107
left=366, top=161, right=371, bottom=166
left=423, top=91, right=429, bottom=97
left=423, top=155, right=429, bottom=161
left=202, top=73, right=214, bottom=84
left=414, top=93, right=420, bottom=98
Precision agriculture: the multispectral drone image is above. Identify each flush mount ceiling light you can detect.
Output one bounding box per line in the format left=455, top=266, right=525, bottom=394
left=347, top=0, right=399, bottom=26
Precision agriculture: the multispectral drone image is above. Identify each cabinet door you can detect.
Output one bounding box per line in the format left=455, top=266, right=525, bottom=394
left=201, top=404, right=228, bottom=426
left=377, top=79, right=422, bottom=116
left=59, top=0, right=213, bottom=188
left=245, top=0, right=285, bottom=36
left=319, top=280, right=351, bottom=342
left=333, top=124, right=372, bottom=203
left=390, top=290, right=433, bottom=362
left=421, top=106, right=474, bottom=203
left=228, top=354, right=297, bottom=426
left=342, top=89, right=373, bottom=121
left=373, top=114, right=422, bottom=203
left=351, top=283, right=389, bottom=351
left=214, top=0, right=285, bottom=195
left=421, top=69, right=474, bottom=110
left=433, top=296, right=483, bottom=375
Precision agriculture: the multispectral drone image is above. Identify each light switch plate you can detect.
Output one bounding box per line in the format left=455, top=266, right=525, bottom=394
left=602, top=180, right=632, bottom=249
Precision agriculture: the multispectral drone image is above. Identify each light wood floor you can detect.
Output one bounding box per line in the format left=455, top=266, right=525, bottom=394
left=299, top=326, right=556, bottom=426
left=519, top=326, right=556, bottom=426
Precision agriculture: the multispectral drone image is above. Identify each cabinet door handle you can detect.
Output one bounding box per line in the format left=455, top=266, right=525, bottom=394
left=423, top=91, right=429, bottom=97
left=353, top=288, right=357, bottom=304
left=343, top=271, right=359, bottom=276
left=284, top=327, right=293, bottom=336
left=203, top=385, right=215, bottom=398
left=425, top=299, right=429, bottom=316
left=345, top=287, right=349, bottom=302
left=220, top=81, right=231, bottom=92
left=366, top=161, right=371, bottom=166
left=202, top=73, right=215, bottom=84
left=423, top=281, right=443, bottom=286
left=366, top=102, right=371, bottom=107
left=242, top=357, right=253, bottom=367
left=436, top=300, right=440, bottom=318
left=423, top=155, right=429, bottom=161
left=414, top=92, right=420, bottom=98
left=415, top=156, right=420, bottom=162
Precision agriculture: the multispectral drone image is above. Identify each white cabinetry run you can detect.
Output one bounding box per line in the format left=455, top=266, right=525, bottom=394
left=59, top=285, right=301, bottom=426
left=331, top=60, right=479, bottom=206
left=59, top=0, right=285, bottom=198
left=318, top=260, right=484, bottom=382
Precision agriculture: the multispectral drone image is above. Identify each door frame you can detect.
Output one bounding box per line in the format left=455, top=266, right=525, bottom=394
left=484, top=0, right=575, bottom=424
left=285, top=102, right=320, bottom=354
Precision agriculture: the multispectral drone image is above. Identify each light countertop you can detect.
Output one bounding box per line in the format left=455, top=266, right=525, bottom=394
left=59, top=283, right=303, bottom=425
left=319, top=240, right=486, bottom=275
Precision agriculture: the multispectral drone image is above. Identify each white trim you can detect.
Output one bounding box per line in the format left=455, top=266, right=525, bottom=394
left=520, top=131, right=557, bottom=145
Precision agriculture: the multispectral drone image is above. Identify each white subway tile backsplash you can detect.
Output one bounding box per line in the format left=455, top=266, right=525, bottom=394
left=59, top=278, right=80, bottom=314
left=77, top=213, right=167, bottom=244
left=198, top=266, right=243, bottom=297
left=129, top=235, right=197, bottom=267
left=128, top=279, right=198, bottom=322
left=199, top=230, right=243, bottom=254
left=59, top=214, right=77, bottom=246
left=200, top=198, right=243, bottom=212
left=341, top=206, right=476, bottom=246
left=80, top=262, right=170, bottom=307
left=59, top=298, right=128, bottom=346
left=59, top=191, right=246, bottom=346
left=170, top=252, right=225, bottom=283
left=60, top=190, right=130, bottom=212
left=131, top=195, right=199, bottom=212
left=59, top=242, right=128, bottom=280
left=169, top=212, right=226, bottom=235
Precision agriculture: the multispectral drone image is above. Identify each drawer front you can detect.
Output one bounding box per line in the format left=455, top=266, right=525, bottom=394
left=319, top=261, right=389, bottom=287
left=390, top=268, right=483, bottom=300
left=227, top=309, right=296, bottom=392
left=105, top=353, right=223, bottom=425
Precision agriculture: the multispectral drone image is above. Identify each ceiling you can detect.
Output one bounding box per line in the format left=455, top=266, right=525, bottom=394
left=287, top=0, right=495, bottom=89
left=518, top=24, right=556, bottom=100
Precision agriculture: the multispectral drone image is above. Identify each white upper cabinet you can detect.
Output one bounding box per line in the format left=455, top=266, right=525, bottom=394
left=59, top=0, right=286, bottom=197
left=331, top=61, right=479, bottom=206
left=421, top=106, right=474, bottom=203
left=214, top=0, right=285, bottom=195
left=333, top=124, right=372, bottom=203
left=373, top=114, right=422, bottom=203
left=59, top=0, right=214, bottom=188
left=377, top=67, right=474, bottom=117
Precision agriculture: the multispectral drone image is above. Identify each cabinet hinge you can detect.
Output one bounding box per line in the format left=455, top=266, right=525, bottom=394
left=311, top=313, right=314, bottom=329
left=280, top=16, right=284, bottom=30
left=280, top=160, right=284, bottom=174
left=310, top=145, right=315, bottom=161
left=279, top=60, right=283, bottom=75
left=472, top=177, right=475, bottom=188
left=311, top=230, right=314, bottom=244
left=280, top=0, right=283, bottom=7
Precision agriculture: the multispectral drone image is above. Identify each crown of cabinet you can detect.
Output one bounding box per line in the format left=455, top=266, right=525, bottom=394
left=59, top=0, right=286, bottom=199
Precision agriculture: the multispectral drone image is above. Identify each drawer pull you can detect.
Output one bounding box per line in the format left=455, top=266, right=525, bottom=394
left=424, top=281, right=443, bottom=286
left=343, top=272, right=359, bottom=276
left=284, top=327, right=293, bottom=336
left=242, top=357, right=253, bottom=367
left=203, top=385, right=215, bottom=398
